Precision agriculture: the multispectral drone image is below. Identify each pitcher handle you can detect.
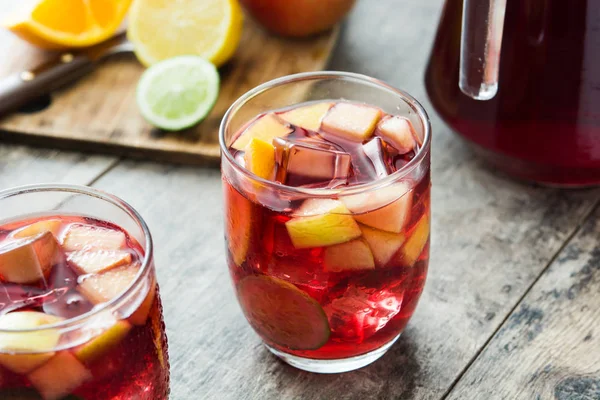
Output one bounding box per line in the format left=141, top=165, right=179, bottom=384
left=459, top=0, right=507, bottom=100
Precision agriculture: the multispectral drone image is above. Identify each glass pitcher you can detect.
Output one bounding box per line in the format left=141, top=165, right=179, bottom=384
left=425, top=0, right=600, bottom=186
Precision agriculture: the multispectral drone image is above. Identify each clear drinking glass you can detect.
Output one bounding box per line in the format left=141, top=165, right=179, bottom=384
left=220, top=72, right=432, bottom=373
left=0, top=184, right=169, bottom=399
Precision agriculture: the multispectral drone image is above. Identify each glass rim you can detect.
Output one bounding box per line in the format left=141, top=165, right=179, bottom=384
left=219, top=71, right=432, bottom=197
left=0, top=183, right=154, bottom=333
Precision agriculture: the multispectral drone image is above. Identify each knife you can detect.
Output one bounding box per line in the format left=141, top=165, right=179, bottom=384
left=0, top=33, right=134, bottom=117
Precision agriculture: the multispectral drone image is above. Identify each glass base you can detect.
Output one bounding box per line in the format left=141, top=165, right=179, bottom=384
left=266, top=333, right=401, bottom=374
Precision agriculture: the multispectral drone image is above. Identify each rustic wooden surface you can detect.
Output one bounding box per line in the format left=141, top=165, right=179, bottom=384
left=0, top=16, right=338, bottom=165
left=1, top=1, right=599, bottom=399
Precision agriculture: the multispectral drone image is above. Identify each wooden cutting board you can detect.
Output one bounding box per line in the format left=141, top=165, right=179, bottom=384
left=0, top=17, right=338, bottom=166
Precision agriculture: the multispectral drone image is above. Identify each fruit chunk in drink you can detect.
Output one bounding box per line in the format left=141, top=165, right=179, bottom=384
left=0, top=215, right=169, bottom=399
left=224, top=100, right=430, bottom=360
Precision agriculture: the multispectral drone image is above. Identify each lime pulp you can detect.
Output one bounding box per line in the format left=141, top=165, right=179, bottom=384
left=136, top=56, right=220, bottom=131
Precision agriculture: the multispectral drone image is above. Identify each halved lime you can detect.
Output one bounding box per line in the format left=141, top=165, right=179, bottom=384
left=237, top=275, right=330, bottom=350
left=136, top=56, right=220, bottom=131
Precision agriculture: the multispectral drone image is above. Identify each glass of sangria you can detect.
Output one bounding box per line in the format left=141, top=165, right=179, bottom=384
left=0, top=184, right=169, bottom=399
left=220, top=71, right=431, bottom=373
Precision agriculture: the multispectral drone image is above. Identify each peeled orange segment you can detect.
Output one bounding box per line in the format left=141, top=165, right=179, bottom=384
left=398, top=214, right=430, bottom=267
left=279, top=102, right=333, bottom=131
left=237, top=275, right=330, bottom=350
left=244, top=138, right=276, bottom=180
left=75, top=320, right=132, bottom=364
left=285, top=199, right=361, bottom=249
left=342, top=183, right=413, bottom=233
left=231, top=113, right=293, bottom=151
left=13, top=219, right=62, bottom=239
left=4, top=0, right=132, bottom=49
left=0, top=312, right=64, bottom=374
left=323, top=239, right=375, bottom=272
left=321, top=103, right=382, bottom=142
left=78, top=265, right=139, bottom=304
left=127, top=0, right=244, bottom=67
left=377, top=116, right=417, bottom=154
left=62, top=224, right=126, bottom=252
left=68, top=250, right=132, bottom=274
left=360, top=224, right=406, bottom=267
left=28, top=352, right=92, bottom=400
left=224, top=183, right=253, bottom=266
left=0, top=232, right=64, bottom=284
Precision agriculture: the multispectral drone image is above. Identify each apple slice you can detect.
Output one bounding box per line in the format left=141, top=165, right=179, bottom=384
left=62, top=224, right=126, bottom=252
left=321, top=102, right=382, bottom=142
left=398, top=214, right=430, bottom=266
left=28, top=352, right=92, bottom=400
left=377, top=116, right=417, bottom=154
left=360, top=224, right=406, bottom=267
left=74, top=320, right=131, bottom=364
left=279, top=102, right=333, bottom=131
left=342, top=183, right=413, bottom=233
left=224, top=183, right=253, bottom=267
left=68, top=250, right=132, bottom=275
left=244, top=138, right=276, bottom=180
left=0, top=232, right=63, bottom=284
left=231, top=113, right=293, bottom=151
left=13, top=219, right=63, bottom=239
left=285, top=199, right=361, bottom=249
left=78, top=265, right=139, bottom=304
left=129, top=281, right=156, bottom=326
left=324, top=239, right=375, bottom=272
left=0, top=312, right=64, bottom=374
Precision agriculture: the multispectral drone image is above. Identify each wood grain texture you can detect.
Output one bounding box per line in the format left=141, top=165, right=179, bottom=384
left=0, top=16, right=338, bottom=165
left=84, top=1, right=600, bottom=399
left=446, top=206, right=600, bottom=400
left=0, top=144, right=116, bottom=189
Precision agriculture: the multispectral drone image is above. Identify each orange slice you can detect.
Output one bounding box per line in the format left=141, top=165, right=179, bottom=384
left=4, top=0, right=132, bottom=49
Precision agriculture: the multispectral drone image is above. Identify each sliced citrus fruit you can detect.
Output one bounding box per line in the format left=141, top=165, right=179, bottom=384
left=237, top=275, right=330, bottom=350
left=231, top=113, right=293, bottom=151
left=224, top=183, right=253, bottom=266
left=244, top=138, right=276, bottom=181
left=136, top=56, right=220, bottom=131
left=128, top=0, right=244, bottom=67
left=3, top=0, right=132, bottom=49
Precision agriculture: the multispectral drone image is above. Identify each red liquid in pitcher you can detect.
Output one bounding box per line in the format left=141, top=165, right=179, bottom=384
left=426, top=0, right=600, bottom=186
left=224, top=101, right=430, bottom=359
left=0, top=216, right=169, bottom=399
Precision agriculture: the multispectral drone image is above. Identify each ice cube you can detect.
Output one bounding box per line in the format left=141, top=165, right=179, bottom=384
left=324, top=285, right=403, bottom=342
left=362, top=137, right=394, bottom=178
left=273, top=137, right=351, bottom=187
left=267, top=256, right=328, bottom=302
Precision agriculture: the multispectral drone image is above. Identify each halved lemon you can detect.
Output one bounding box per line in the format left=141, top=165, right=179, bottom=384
left=127, top=0, right=243, bottom=67
left=3, top=0, right=132, bottom=49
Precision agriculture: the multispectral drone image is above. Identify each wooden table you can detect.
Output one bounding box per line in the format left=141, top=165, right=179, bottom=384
left=1, top=1, right=599, bottom=399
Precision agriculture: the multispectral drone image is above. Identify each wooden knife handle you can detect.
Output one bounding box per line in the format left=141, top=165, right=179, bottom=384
left=0, top=52, right=94, bottom=116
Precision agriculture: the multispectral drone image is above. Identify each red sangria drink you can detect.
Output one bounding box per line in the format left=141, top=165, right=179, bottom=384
left=220, top=72, right=431, bottom=373
left=0, top=185, right=169, bottom=399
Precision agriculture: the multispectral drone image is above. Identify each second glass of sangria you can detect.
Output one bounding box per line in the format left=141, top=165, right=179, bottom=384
left=0, top=185, right=169, bottom=399
left=221, top=72, right=431, bottom=373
